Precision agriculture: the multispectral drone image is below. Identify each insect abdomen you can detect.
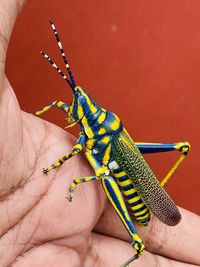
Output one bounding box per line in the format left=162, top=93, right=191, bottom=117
left=113, top=167, right=150, bottom=226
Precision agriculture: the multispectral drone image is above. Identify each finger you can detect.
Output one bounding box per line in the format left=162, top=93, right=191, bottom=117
left=95, top=203, right=200, bottom=265
left=0, top=0, right=27, bottom=80
left=85, top=233, right=199, bottom=267
left=0, top=0, right=27, bottom=196
left=141, top=207, right=200, bottom=264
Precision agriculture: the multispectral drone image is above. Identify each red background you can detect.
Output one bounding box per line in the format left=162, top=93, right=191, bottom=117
left=6, top=1, right=200, bottom=215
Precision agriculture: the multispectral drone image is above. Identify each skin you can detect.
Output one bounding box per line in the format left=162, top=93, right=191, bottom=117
left=0, top=1, right=200, bottom=266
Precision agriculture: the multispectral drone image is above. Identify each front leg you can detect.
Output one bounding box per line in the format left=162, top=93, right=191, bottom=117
left=43, top=133, right=86, bottom=174
left=34, top=100, right=68, bottom=116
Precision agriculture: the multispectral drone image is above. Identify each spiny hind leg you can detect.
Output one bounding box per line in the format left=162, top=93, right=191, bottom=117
left=136, top=141, right=191, bottom=186
left=101, top=176, right=144, bottom=266
left=34, top=100, right=68, bottom=117
left=136, top=141, right=190, bottom=155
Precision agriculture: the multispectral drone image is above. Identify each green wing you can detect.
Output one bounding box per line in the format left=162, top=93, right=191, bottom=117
left=112, top=129, right=181, bottom=226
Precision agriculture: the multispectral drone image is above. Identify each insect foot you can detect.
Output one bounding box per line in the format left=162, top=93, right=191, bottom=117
left=66, top=194, right=73, bottom=202
left=43, top=164, right=58, bottom=175
left=43, top=168, right=48, bottom=175
left=66, top=181, right=77, bottom=202
left=120, top=240, right=144, bottom=267
left=69, top=181, right=77, bottom=192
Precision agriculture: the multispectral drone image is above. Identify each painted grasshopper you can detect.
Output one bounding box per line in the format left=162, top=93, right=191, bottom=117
left=35, top=19, right=190, bottom=267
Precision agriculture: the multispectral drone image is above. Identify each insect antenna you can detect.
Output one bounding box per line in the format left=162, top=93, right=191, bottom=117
left=49, top=18, right=76, bottom=89
left=40, top=51, right=74, bottom=91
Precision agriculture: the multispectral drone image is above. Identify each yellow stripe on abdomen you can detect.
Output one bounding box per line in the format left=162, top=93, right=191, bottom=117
left=113, top=169, right=150, bottom=226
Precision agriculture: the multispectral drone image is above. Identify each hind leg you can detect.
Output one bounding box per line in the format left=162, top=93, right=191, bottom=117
left=101, top=176, right=144, bottom=267
left=136, top=141, right=191, bottom=186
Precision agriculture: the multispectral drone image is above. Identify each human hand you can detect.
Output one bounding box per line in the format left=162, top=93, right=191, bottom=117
left=1, top=1, right=200, bottom=267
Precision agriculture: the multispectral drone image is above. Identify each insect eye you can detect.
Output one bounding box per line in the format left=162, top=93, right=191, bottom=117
left=78, top=95, right=86, bottom=105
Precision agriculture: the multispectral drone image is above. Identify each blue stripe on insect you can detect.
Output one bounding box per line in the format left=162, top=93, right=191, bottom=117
left=121, top=184, right=134, bottom=191
left=124, top=192, right=139, bottom=200
left=131, top=206, right=147, bottom=214
left=137, top=143, right=177, bottom=154
left=129, top=199, right=143, bottom=207
left=139, top=218, right=151, bottom=224
left=135, top=210, right=149, bottom=218
left=118, top=175, right=129, bottom=182
left=112, top=167, right=123, bottom=174
left=60, top=103, right=68, bottom=109
left=86, top=106, right=102, bottom=124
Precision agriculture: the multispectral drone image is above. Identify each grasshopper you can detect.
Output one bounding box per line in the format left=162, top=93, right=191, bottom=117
left=35, top=19, right=190, bottom=267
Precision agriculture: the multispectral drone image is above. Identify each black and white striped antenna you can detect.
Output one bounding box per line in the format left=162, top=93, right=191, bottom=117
left=49, top=18, right=76, bottom=88
left=40, top=19, right=76, bottom=92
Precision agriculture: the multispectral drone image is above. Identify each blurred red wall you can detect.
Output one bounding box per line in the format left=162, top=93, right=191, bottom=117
left=6, top=0, right=200, bottom=215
